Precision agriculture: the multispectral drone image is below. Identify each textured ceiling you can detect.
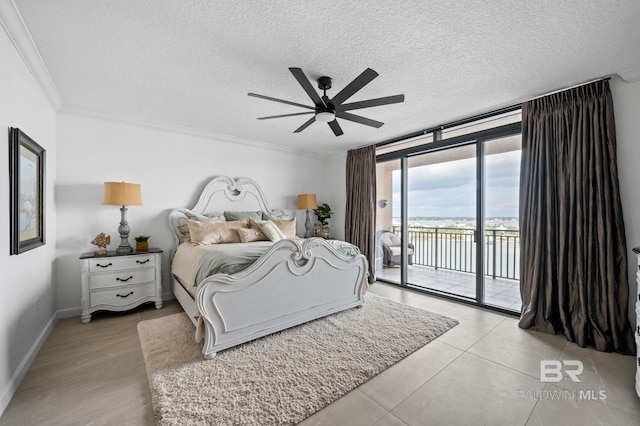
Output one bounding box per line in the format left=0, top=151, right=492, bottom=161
left=11, top=0, right=640, bottom=155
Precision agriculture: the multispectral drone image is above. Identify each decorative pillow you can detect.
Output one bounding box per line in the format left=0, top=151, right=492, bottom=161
left=249, top=217, right=296, bottom=238
left=254, top=220, right=287, bottom=242
left=224, top=210, right=262, bottom=221
left=186, top=219, right=248, bottom=244
left=380, top=232, right=401, bottom=247
left=237, top=227, right=268, bottom=243
left=273, top=218, right=296, bottom=239
left=262, top=211, right=292, bottom=221
left=178, top=223, right=191, bottom=243
left=185, top=210, right=226, bottom=222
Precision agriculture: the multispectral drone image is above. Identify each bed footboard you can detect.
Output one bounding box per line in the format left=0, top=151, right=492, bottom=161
left=195, top=238, right=368, bottom=359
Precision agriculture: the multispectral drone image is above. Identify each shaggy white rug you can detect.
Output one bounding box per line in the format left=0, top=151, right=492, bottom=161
left=138, top=294, right=457, bottom=425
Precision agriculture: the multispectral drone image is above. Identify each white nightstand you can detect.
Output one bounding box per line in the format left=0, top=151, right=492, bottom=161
left=80, top=248, right=163, bottom=323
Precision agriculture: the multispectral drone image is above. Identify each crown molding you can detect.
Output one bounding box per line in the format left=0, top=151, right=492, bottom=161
left=618, top=67, right=640, bottom=84
left=0, top=0, right=63, bottom=109
left=58, top=105, right=333, bottom=160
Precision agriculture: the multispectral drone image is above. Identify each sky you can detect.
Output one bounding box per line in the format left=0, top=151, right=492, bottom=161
left=391, top=150, right=521, bottom=218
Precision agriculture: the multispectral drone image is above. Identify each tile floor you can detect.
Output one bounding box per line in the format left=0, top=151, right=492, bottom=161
left=1, top=283, right=638, bottom=425
left=376, top=265, right=523, bottom=311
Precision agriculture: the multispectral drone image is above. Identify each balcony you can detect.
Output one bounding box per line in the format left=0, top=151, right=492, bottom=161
left=376, top=226, right=522, bottom=312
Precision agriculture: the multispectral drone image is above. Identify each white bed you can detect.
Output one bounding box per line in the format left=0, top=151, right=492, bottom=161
left=168, top=176, right=369, bottom=359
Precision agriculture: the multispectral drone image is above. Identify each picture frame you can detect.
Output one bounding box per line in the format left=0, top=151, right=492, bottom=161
left=9, top=128, right=46, bottom=254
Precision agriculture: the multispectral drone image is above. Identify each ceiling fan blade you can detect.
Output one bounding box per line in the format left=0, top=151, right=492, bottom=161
left=328, top=120, right=344, bottom=136
left=257, top=112, right=315, bottom=120
left=336, top=111, right=384, bottom=128
left=248, top=93, right=315, bottom=110
left=330, top=68, right=379, bottom=106
left=339, top=94, right=405, bottom=111
left=289, top=68, right=324, bottom=107
left=294, top=116, right=316, bottom=133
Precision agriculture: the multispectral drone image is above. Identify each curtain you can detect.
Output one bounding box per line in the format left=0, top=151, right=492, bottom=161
left=345, top=145, right=376, bottom=284
left=519, top=80, right=634, bottom=354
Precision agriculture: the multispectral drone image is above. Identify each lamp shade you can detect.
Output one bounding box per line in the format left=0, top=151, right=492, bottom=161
left=103, top=182, right=142, bottom=206
left=297, top=193, right=317, bottom=210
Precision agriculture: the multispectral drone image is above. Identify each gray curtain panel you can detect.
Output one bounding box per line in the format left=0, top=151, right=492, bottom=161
left=345, top=145, right=376, bottom=284
left=519, top=80, right=634, bottom=354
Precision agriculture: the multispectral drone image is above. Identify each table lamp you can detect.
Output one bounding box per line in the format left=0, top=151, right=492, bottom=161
left=297, top=193, right=317, bottom=238
left=103, top=182, right=142, bottom=254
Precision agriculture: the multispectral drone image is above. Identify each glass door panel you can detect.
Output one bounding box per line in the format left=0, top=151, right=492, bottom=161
left=483, top=135, right=522, bottom=311
left=375, top=159, right=401, bottom=284
left=406, top=144, right=477, bottom=299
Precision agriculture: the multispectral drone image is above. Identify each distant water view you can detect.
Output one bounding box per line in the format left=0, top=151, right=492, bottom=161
left=394, top=217, right=519, bottom=231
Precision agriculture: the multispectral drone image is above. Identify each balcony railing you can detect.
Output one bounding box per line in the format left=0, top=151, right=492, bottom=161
left=390, top=226, right=520, bottom=280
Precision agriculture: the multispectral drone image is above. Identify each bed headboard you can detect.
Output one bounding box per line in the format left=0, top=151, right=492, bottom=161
left=168, top=176, right=290, bottom=255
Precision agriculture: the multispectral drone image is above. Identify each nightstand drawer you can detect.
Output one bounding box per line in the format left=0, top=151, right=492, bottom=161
left=89, top=268, right=156, bottom=290
left=89, top=255, right=156, bottom=272
left=90, top=282, right=157, bottom=308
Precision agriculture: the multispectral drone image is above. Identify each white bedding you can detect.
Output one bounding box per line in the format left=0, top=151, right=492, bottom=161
left=172, top=239, right=363, bottom=297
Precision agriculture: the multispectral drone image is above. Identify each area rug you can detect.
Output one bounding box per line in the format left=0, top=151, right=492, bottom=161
left=137, top=294, right=458, bottom=425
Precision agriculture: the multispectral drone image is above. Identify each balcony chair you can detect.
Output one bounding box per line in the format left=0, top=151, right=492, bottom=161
left=376, top=230, right=414, bottom=267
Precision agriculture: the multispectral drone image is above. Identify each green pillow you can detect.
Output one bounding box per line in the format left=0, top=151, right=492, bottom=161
left=224, top=210, right=262, bottom=221
left=185, top=211, right=226, bottom=222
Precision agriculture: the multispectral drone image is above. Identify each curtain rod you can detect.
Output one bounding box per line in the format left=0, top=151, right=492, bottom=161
left=371, top=75, right=612, bottom=150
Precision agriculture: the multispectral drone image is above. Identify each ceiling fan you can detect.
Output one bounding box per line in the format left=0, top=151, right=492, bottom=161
left=248, top=68, right=404, bottom=137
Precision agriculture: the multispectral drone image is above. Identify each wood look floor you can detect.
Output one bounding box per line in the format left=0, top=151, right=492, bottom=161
left=2, top=284, right=640, bottom=425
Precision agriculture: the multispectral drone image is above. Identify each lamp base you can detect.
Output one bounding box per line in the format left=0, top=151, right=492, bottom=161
left=116, top=205, right=133, bottom=254
left=116, top=245, right=133, bottom=255
left=304, top=209, right=313, bottom=238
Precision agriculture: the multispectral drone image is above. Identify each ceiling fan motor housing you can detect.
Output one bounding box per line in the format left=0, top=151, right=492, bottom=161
left=317, top=76, right=332, bottom=91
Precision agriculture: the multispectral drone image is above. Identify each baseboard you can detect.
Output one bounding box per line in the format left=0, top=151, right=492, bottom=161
left=56, top=306, right=81, bottom=319
left=0, top=311, right=57, bottom=417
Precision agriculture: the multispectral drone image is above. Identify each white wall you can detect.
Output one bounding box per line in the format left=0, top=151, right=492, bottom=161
left=611, top=76, right=640, bottom=325
left=0, top=25, right=57, bottom=414
left=54, top=112, right=337, bottom=313
left=322, top=152, right=347, bottom=241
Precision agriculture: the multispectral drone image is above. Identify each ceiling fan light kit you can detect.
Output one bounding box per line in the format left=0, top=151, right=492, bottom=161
left=315, top=111, right=335, bottom=123
left=248, top=67, right=404, bottom=137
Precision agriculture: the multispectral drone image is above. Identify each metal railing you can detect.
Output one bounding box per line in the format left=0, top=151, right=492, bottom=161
left=390, top=226, right=520, bottom=280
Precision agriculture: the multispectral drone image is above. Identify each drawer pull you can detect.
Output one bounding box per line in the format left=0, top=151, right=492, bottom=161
left=116, top=291, right=134, bottom=298
left=96, top=262, right=113, bottom=268
left=116, top=276, right=134, bottom=282
left=136, top=259, right=150, bottom=265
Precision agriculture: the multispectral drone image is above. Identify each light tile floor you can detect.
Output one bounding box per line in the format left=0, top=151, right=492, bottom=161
left=2, top=283, right=639, bottom=425
left=376, top=265, right=523, bottom=311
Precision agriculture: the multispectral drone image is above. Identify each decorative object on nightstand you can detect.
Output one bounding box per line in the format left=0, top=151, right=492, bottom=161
left=90, top=232, right=110, bottom=256
left=297, top=193, right=317, bottom=238
left=102, top=181, right=142, bottom=254
left=313, top=203, right=333, bottom=238
left=80, top=248, right=163, bottom=323
left=134, top=235, right=150, bottom=251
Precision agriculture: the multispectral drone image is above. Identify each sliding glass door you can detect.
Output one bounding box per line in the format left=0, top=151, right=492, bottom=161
left=406, top=144, right=477, bottom=300
left=482, top=135, right=522, bottom=311
left=375, top=113, right=522, bottom=313
left=375, top=159, right=401, bottom=284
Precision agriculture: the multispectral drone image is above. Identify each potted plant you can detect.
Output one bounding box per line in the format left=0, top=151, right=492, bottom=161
left=134, top=235, right=150, bottom=251
left=313, top=203, right=334, bottom=238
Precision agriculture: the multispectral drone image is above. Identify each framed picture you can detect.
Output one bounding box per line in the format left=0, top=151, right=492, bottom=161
left=9, top=128, right=46, bottom=254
